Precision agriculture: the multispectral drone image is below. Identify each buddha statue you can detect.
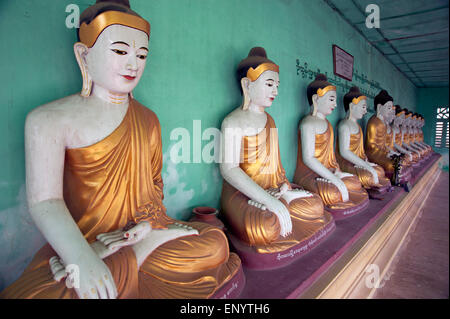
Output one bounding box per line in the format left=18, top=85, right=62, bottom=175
left=409, top=114, right=430, bottom=158
left=294, top=75, right=369, bottom=217
left=219, top=48, right=334, bottom=266
left=415, top=114, right=433, bottom=156
left=1, top=0, right=242, bottom=299
left=365, top=90, right=401, bottom=179
left=336, top=87, right=391, bottom=196
left=401, top=109, right=421, bottom=166
left=391, top=106, right=415, bottom=174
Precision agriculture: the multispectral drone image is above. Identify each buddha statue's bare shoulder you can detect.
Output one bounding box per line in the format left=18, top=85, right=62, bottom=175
left=221, top=107, right=248, bottom=130
left=25, top=94, right=87, bottom=135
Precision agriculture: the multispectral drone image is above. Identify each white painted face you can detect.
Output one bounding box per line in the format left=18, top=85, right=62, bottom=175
left=315, top=90, right=337, bottom=116
left=85, top=25, right=149, bottom=94
left=247, top=70, right=280, bottom=108
left=378, top=101, right=394, bottom=120
left=350, top=99, right=367, bottom=120
left=393, top=113, right=404, bottom=127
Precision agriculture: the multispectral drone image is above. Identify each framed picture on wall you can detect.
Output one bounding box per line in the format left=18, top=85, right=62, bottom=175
left=332, top=45, right=354, bottom=81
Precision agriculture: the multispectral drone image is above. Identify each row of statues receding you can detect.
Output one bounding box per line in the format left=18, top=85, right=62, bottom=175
left=0, top=0, right=434, bottom=299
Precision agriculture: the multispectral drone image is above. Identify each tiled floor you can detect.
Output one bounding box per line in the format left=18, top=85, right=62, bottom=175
left=374, top=171, right=449, bottom=299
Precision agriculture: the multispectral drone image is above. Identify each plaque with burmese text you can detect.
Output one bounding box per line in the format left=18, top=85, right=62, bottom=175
left=333, top=45, right=354, bottom=82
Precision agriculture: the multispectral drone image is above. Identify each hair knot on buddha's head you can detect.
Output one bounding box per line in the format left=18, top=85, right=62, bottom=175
left=374, top=89, right=393, bottom=111
left=236, top=46, right=279, bottom=86
left=78, top=0, right=150, bottom=47
left=96, top=0, right=130, bottom=7
left=248, top=47, right=268, bottom=59
left=306, top=73, right=336, bottom=106
left=343, top=86, right=366, bottom=112
left=314, top=74, right=328, bottom=82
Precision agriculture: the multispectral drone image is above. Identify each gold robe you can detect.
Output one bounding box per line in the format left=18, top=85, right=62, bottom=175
left=417, top=132, right=432, bottom=154
left=402, top=131, right=420, bottom=163
left=365, top=115, right=396, bottom=174
left=294, top=120, right=368, bottom=209
left=221, top=113, right=331, bottom=254
left=411, top=132, right=427, bottom=157
left=1, top=99, right=240, bottom=299
left=337, top=126, right=391, bottom=189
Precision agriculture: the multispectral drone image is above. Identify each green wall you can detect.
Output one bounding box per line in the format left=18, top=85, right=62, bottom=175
left=0, top=0, right=419, bottom=289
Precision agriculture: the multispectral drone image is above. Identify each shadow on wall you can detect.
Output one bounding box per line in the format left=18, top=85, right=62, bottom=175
left=0, top=185, right=46, bottom=292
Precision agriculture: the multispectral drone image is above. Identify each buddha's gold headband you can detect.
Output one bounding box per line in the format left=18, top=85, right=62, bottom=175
left=352, top=95, right=366, bottom=105
left=247, top=63, right=279, bottom=82
left=317, top=85, right=336, bottom=97
left=79, top=11, right=150, bottom=48
left=396, top=111, right=405, bottom=117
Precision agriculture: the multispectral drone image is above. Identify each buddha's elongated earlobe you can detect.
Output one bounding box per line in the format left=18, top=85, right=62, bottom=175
left=311, top=94, right=318, bottom=116
left=241, top=77, right=251, bottom=111
left=347, top=103, right=354, bottom=120
left=74, top=42, right=92, bottom=97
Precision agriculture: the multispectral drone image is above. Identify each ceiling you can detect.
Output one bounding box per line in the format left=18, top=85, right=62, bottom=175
left=323, top=0, right=449, bottom=88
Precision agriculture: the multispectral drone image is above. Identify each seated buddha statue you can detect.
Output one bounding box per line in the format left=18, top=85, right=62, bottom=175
left=391, top=106, right=415, bottom=172
left=409, top=114, right=430, bottom=158
left=365, top=90, right=401, bottom=179
left=219, top=48, right=334, bottom=265
left=401, top=110, right=422, bottom=166
left=294, top=75, right=368, bottom=217
left=415, top=114, right=433, bottom=156
left=0, top=0, right=242, bottom=299
left=336, top=87, right=391, bottom=196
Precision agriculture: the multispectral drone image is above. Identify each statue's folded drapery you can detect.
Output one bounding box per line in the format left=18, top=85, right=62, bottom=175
left=294, top=120, right=368, bottom=209
left=402, top=132, right=420, bottom=163
left=337, top=126, right=391, bottom=189
left=221, top=114, right=331, bottom=254
left=1, top=99, right=240, bottom=299
left=365, top=115, right=396, bottom=174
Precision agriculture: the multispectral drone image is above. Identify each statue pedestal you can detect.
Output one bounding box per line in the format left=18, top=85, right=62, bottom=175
left=210, top=263, right=246, bottom=299
left=226, top=217, right=336, bottom=270
left=367, top=185, right=393, bottom=200
left=324, top=197, right=370, bottom=220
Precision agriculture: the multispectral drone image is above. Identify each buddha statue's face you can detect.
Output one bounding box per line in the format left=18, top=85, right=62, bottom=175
left=246, top=70, right=279, bottom=108
left=378, top=101, right=394, bottom=120
left=350, top=99, right=367, bottom=120
left=394, top=114, right=403, bottom=127
left=82, top=25, right=149, bottom=94
left=315, top=90, right=337, bottom=116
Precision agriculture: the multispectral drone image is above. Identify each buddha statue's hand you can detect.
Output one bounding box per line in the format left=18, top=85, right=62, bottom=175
left=49, top=250, right=117, bottom=299
left=318, top=177, right=349, bottom=202
left=334, top=171, right=353, bottom=179
left=266, top=183, right=290, bottom=199
left=264, top=198, right=292, bottom=237
left=96, top=221, right=151, bottom=252
left=355, top=165, right=379, bottom=184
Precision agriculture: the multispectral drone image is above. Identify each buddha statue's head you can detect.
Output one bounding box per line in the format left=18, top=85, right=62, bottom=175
left=343, top=86, right=367, bottom=120
left=412, top=114, right=418, bottom=128
left=419, top=115, right=425, bottom=128
left=307, top=74, right=337, bottom=117
left=394, top=105, right=405, bottom=128
left=403, top=109, right=412, bottom=129
left=74, top=0, right=150, bottom=98
left=236, top=47, right=280, bottom=111
left=374, top=90, right=394, bottom=121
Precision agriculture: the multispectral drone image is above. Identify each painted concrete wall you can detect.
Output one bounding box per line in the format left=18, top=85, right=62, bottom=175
left=0, top=0, right=418, bottom=290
